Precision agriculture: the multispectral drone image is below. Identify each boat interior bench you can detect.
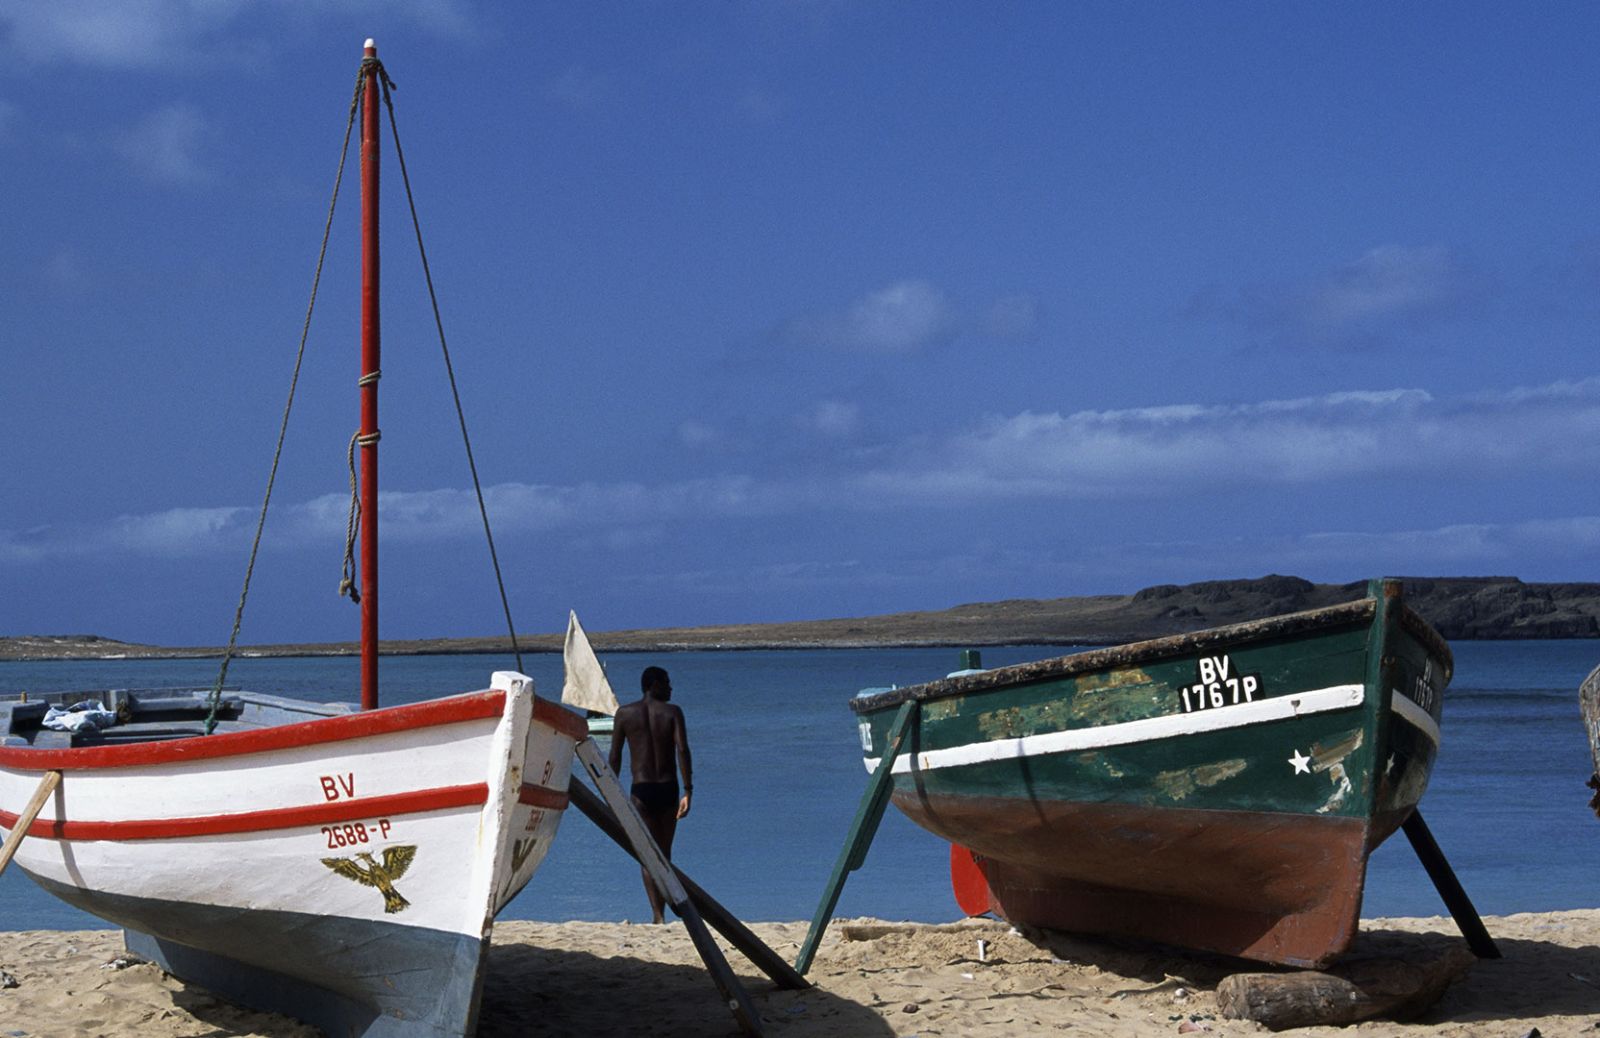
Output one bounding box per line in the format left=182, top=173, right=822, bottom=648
left=0, top=688, right=248, bottom=748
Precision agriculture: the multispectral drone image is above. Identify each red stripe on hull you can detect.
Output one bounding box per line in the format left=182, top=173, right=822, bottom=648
left=530, top=695, right=589, bottom=741
left=517, top=783, right=570, bottom=810
left=0, top=783, right=489, bottom=842
left=912, top=791, right=1371, bottom=967
left=0, top=691, right=506, bottom=771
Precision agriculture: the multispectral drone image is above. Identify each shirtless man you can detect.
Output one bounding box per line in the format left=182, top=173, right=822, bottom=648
left=608, top=665, right=692, bottom=924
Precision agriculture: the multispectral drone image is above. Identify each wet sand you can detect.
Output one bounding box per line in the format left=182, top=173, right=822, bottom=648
left=2, top=911, right=1598, bottom=1036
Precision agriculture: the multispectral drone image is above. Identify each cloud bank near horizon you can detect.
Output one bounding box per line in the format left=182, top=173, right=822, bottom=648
left=6, top=377, right=1600, bottom=571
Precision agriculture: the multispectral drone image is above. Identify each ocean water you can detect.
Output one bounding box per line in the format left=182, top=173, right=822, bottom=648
left=2, top=641, right=1597, bottom=932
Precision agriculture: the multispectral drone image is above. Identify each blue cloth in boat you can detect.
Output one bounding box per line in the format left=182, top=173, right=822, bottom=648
left=42, top=701, right=117, bottom=732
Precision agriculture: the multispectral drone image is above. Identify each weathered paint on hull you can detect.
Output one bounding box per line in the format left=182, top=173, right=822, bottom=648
left=919, top=794, right=1369, bottom=967
left=851, top=585, right=1451, bottom=967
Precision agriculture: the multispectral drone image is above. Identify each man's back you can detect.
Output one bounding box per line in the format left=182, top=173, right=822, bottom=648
left=614, top=698, right=684, bottom=784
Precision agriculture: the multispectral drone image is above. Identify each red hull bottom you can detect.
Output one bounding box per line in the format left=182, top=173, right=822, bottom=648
left=904, top=791, right=1371, bottom=967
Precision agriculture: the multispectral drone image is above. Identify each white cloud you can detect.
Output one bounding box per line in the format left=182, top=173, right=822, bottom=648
left=0, top=1, right=470, bottom=69
left=110, top=505, right=249, bottom=553
left=897, top=389, right=1440, bottom=496
left=0, top=478, right=781, bottom=564
left=1196, top=243, right=1475, bottom=349
left=115, top=102, right=209, bottom=184
left=13, top=378, right=1600, bottom=565
left=0, top=505, right=249, bottom=564
left=800, top=399, right=861, bottom=438
left=984, top=293, right=1039, bottom=339
left=830, top=379, right=1600, bottom=504
left=677, top=419, right=719, bottom=448
left=547, top=65, right=611, bottom=110
left=43, top=247, right=86, bottom=291
left=779, top=279, right=957, bottom=354
left=1304, top=245, right=1463, bottom=326
left=0, top=0, right=242, bottom=69
left=1145, top=516, right=1600, bottom=580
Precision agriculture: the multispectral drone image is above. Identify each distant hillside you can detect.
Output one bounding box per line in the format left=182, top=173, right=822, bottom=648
left=5, top=575, right=1599, bottom=661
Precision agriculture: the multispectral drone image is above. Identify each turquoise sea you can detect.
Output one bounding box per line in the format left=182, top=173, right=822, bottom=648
left=2, top=641, right=1598, bottom=932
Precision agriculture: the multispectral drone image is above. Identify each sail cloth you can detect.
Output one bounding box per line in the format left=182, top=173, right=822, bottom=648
left=562, top=611, right=620, bottom=716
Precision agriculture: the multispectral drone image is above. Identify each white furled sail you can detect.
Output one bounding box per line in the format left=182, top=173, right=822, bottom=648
left=562, top=611, right=620, bottom=715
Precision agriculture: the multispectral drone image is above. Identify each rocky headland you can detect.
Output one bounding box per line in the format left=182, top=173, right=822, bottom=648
left=4, top=575, right=1599, bottom=661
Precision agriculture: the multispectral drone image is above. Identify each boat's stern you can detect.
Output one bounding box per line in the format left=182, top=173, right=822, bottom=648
left=1369, top=590, right=1452, bottom=843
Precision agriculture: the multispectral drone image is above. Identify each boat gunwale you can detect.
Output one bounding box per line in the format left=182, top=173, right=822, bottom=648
left=0, top=688, right=587, bottom=771
left=849, top=597, right=1452, bottom=715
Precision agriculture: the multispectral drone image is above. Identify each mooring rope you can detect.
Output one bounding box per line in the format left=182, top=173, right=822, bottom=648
left=202, top=64, right=366, bottom=735
left=377, top=69, right=526, bottom=672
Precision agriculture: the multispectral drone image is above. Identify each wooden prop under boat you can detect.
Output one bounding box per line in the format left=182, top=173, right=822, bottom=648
left=849, top=578, right=1450, bottom=968
left=0, top=43, right=589, bottom=1038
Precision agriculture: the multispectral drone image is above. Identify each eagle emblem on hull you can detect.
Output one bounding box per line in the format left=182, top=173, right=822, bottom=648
left=510, top=835, right=537, bottom=874
left=322, top=845, right=417, bottom=913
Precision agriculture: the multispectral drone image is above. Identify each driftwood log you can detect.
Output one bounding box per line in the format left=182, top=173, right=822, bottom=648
left=839, top=921, right=1007, bottom=942
left=1218, top=938, right=1476, bottom=1031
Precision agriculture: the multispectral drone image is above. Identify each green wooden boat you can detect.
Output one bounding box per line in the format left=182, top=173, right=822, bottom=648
left=849, top=579, right=1449, bottom=967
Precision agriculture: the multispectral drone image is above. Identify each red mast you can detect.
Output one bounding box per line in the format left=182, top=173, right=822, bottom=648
left=359, top=39, right=381, bottom=710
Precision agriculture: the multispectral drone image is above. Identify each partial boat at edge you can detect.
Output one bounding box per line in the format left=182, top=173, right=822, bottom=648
left=1578, top=664, right=1600, bottom=816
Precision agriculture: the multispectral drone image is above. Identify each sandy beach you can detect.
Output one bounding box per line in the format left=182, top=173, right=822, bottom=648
left=1, top=911, right=1597, bottom=1037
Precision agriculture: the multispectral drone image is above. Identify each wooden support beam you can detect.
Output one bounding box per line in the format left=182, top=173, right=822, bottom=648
left=572, top=739, right=765, bottom=1036
left=1401, top=810, right=1500, bottom=959
left=0, top=770, right=62, bottom=879
left=794, top=699, right=918, bottom=976
left=566, top=778, right=806, bottom=990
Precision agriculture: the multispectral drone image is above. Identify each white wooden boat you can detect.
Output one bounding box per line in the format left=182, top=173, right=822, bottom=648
left=0, top=42, right=587, bottom=1038
left=0, top=677, right=586, bottom=1036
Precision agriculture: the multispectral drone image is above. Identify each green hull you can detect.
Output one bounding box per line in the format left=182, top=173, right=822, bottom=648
left=850, top=580, right=1450, bottom=966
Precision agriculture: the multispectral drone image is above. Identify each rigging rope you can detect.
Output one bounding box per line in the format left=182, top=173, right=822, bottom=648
left=203, top=54, right=527, bottom=734
left=377, top=69, right=526, bottom=672
left=202, top=65, right=366, bottom=735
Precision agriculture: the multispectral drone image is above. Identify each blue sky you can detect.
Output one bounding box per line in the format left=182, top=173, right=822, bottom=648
left=1, top=2, right=1596, bottom=645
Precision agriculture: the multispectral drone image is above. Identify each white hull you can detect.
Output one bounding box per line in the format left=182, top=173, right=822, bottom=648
left=0, top=671, right=587, bottom=1037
